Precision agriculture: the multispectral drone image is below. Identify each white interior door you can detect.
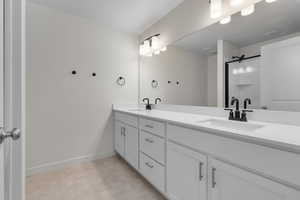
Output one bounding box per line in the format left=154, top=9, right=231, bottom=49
left=0, top=0, right=4, bottom=199
left=0, top=0, right=25, bottom=200
left=261, top=36, right=300, bottom=111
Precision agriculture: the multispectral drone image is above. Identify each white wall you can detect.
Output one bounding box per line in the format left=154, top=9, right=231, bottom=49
left=217, top=40, right=240, bottom=107
left=26, top=3, right=139, bottom=174
left=207, top=55, right=218, bottom=106
left=140, top=46, right=208, bottom=106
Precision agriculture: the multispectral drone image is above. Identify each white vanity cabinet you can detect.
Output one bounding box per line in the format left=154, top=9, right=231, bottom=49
left=167, top=142, right=207, bottom=200
left=114, top=110, right=300, bottom=200
left=208, top=158, right=300, bottom=200
left=114, top=113, right=139, bottom=170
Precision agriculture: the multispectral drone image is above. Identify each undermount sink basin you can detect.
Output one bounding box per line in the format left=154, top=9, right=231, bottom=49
left=197, top=119, right=264, bottom=132
left=128, top=108, right=145, bottom=112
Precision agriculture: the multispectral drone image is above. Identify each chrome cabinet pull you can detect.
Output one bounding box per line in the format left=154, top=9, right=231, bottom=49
left=199, top=162, right=204, bottom=181
left=145, top=162, right=154, bottom=168
left=145, top=138, right=154, bottom=143
left=212, top=168, right=217, bottom=188
left=121, top=127, right=126, bottom=136
left=145, top=124, right=154, bottom=129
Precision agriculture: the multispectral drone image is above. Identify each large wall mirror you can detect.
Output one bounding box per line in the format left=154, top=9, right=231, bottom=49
left=139, top=0, right=300, bottom=112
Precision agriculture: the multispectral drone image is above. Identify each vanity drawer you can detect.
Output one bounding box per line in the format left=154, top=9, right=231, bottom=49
left=140, top=153, right=165, bottom=192
left=140, top=118, right=165, bottom=137
left=140, top=131, right=165, bottom=164
left=115, top=112, right=138, bottom=127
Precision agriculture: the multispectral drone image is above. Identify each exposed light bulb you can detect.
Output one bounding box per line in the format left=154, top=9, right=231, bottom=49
left=145, top=53, right=153, bottom=57
left=143, top=40, right=151, bottom=55
left=238, top=68, right=245, bottom=74
left=246, top=66, right=254, bottom=73
left=154, top=50, right=161, bottom=55
left=230, top=0, right=244, bottom=7
left=233, top=69, right=238, bottom=75
left=241, top=4, right=255, bottom=16
left=266, top=0, right=277, bottom=3
left=161, top=46, right=167, bottom=52
left=151, top=36, right=161, bottom=50
left=210, top=0, right=222, bottom=19
left=220, top=16, right=231, bottom=24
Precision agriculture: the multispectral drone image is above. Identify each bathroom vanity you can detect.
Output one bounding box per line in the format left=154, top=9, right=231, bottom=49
left=113, top=105, right=300, bottom=200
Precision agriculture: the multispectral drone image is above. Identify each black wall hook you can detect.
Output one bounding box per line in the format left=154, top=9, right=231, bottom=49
left=71, top=70, right=77, bottom=75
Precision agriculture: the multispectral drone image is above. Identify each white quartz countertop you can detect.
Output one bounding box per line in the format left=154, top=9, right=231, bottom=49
left=113, top=105, right=300, bottom=154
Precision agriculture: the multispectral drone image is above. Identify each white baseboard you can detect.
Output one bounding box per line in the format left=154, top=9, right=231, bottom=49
left=26, top=152, right=116, bottom=176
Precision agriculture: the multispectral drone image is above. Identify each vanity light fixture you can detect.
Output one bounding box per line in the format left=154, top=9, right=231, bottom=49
left=241, top=4, right=255, bottom=16
left=210, top=0, right=222, bottom=19
left=220, top=16, right=231, bottom=24
left=265, top=0, right=277, bottom=3
left=139, top=34, right=167, bottom=57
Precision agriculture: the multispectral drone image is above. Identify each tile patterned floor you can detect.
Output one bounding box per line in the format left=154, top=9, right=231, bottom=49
left=26, top=156, right=166, bottom=200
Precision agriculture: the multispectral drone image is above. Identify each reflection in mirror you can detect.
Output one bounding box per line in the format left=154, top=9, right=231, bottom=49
left=140, top=0, right=300, bottom=112
left=140, top=44, right=215, bottom=106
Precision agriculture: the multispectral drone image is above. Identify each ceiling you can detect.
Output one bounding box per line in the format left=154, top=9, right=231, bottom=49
left=28, top=0, right=185, bottom=34
left=174, top=0, right=300, bottom=55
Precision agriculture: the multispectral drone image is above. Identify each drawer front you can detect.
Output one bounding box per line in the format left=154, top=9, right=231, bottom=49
left=168, top=124, right=300, bottom=188
left=115, top=112, right=138, bottom=127
left=140, top=131, right=165, bottom=164
left=140, top=118, right=165, bottom=137
left=140, top=153, right=165, bottom=192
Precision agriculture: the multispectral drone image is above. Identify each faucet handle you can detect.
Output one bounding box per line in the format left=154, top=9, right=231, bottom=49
left=241, top=109, right=253, bottom=122
left=224, top=108, right=234, bottom=120
left=242, top=109, right=253, bottom=113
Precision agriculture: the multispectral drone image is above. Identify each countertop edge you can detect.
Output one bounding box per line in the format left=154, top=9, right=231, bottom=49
left=113, top=108, right=300, bottom=155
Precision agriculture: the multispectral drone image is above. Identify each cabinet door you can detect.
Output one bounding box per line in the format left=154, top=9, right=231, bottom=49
left=124, top=125, right=139, bottom=169
left=114, top=121, right=125, bottom=157
left=167, top=142, right=207, bottom=200
left=209, top=158, right=300, bottom=200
